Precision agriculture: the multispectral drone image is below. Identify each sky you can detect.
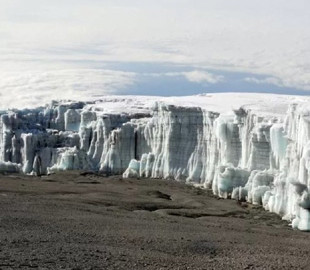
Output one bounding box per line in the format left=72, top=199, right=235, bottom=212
left=0, top=0, right=310, bottom=109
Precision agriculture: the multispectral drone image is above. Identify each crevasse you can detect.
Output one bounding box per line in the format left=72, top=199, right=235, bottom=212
left=1, top=98, right=310, bottom=230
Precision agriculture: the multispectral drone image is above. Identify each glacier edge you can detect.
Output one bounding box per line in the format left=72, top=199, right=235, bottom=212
left=2, top=95, right=310, bottom=231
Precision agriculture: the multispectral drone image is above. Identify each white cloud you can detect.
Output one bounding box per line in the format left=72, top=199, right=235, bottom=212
left=183, top=71, right=224, bottom=84
left=142, top=70, right=224, bottom=84
left=244, top=74, right=310, bottom=91
left=0, top=69, right=136, bottom=109
left=244, top=77, right=283, bottom=87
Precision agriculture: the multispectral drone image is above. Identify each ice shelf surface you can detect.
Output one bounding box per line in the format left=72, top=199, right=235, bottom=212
left=3, top=92, right=310, bottom=230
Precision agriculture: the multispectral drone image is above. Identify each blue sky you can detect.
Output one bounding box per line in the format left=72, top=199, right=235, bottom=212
left=0, top=0, right=310, bottom=108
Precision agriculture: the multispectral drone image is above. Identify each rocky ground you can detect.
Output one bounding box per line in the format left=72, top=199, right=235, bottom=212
left=0, top=171, right=309, bottom=269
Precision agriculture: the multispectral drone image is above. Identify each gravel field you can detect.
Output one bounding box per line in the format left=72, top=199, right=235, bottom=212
left=0, top=171, right=309, bottom=269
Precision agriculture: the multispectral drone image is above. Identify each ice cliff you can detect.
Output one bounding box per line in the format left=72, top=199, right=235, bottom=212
left=2, top=93, right=310, bottom=231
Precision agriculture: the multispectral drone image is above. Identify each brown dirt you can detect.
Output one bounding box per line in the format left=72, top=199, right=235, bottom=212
left=0, top=171, right=309, bottom=269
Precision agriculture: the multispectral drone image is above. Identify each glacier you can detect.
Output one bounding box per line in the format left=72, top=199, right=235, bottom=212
left=2, top=93, right=310, bottom=231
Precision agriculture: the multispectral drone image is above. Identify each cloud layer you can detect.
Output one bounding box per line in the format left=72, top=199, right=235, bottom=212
left=0, top=0, right=310, bottom=108
left=0, top=69, right=136, bottom=109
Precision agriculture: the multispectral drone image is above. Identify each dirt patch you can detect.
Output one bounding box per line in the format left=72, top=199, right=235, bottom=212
left=146, top=190, right=172, bottom=200
left=161, top=209, right=249, bottom=219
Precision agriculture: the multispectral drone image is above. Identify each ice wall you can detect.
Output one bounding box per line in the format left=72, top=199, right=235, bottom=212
left=122, top=102, right=310, bottom=231
left=1, top=98, right=310, bottom=230
left=0, top=101, right=149, bottom=176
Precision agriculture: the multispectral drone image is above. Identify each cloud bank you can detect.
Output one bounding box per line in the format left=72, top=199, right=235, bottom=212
left=0, top=0, right=310, bottom=108
left=0, top=69, right=136, bottom=109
